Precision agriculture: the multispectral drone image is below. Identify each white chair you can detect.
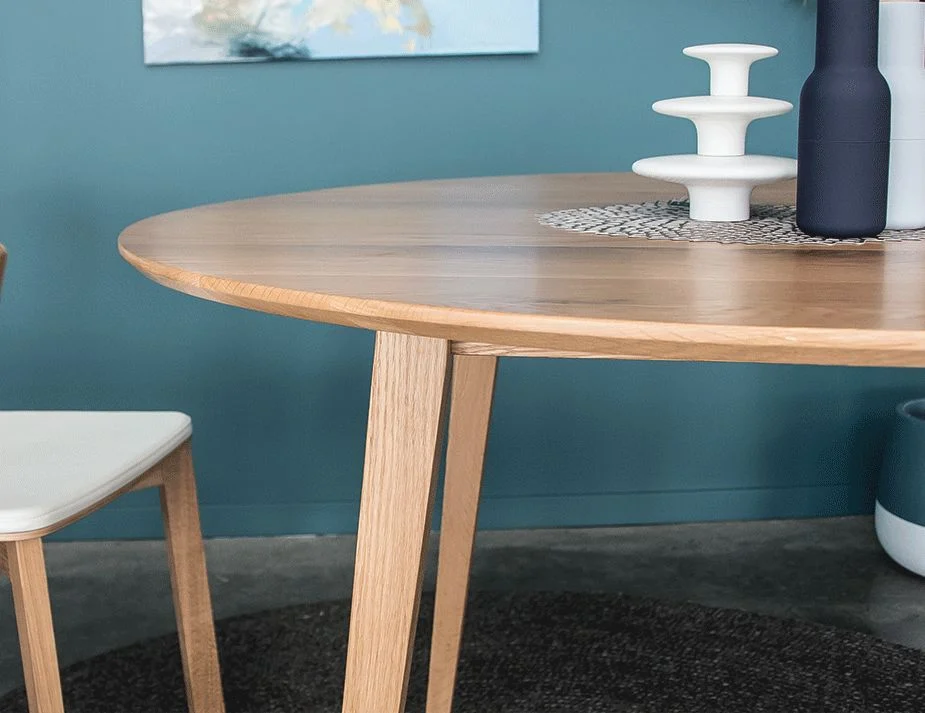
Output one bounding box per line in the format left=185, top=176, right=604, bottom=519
left=0, top=245, right=225, bottom=713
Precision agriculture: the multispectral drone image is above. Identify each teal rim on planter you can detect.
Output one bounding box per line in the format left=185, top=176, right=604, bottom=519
left=875, top=398, right=925, bottom=577
left=877, top=399, right=925, bottom=525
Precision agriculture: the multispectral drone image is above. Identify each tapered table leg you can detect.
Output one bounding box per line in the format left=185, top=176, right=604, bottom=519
left=426, top=355, right=498, bottom=713
left=342, top=331, right=452, bottom=713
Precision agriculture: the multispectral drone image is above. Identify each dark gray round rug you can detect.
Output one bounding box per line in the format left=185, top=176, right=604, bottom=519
left=1, top=591, right=923, bottom=712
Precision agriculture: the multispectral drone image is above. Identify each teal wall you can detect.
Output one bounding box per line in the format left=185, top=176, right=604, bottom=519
left=2, top=1, right=923, bottom=540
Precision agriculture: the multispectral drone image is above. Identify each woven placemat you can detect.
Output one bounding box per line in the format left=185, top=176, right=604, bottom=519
left=537, top=200, right=925, bottom=245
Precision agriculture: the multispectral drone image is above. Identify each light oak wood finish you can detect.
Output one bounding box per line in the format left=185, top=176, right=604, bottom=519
left=342, top=332, right=451, bottom=713
left=160, top=442, right=226, bottom=713
left=7, top=539, right=65, bottom=713
left=453, top=342, right=654, bottom=359
left=427, top=355, right=497, bottom=713
left=120, top=173, right=925, bottom=367
left=129, top=468, right=166, bottom=492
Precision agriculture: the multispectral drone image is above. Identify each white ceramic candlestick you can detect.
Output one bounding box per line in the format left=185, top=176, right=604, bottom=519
left=653, top=96, right=793, bottom=157
left=633, top=43, right=796, bottom=222
left=682, top=44, right=778, bottom=97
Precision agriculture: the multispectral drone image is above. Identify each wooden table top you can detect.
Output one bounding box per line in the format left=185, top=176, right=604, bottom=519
left=119, top=173, right=925, bottom=367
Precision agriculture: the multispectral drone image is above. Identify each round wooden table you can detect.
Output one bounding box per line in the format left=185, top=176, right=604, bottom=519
left=120, top=173, right=925, bottom=713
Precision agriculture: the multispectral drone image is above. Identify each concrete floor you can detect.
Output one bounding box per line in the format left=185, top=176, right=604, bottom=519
left=1, top=516, right=924, bottom=696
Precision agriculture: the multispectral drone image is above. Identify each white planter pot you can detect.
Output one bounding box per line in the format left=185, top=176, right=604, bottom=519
left=875, top=501, right=925, bottom=578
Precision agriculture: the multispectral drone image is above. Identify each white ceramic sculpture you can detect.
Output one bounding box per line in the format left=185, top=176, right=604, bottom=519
left=633, top=44, right=798, bottom=222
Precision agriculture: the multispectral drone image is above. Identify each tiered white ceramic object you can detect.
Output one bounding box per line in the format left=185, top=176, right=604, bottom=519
left=633, top=44, right=798, bottom=222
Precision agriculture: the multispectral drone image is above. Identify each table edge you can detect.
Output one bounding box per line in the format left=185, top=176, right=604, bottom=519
left=118, top=239, right=925, bottom=368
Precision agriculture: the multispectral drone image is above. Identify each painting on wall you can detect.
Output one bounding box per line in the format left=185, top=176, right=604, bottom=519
left=143, top=0, right=540, bottom=65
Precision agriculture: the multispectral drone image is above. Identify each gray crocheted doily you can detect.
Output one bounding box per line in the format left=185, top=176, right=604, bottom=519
left=537, top=200, right=925, bottom=245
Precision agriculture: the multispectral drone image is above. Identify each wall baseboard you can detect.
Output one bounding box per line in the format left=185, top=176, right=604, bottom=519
left=50, top=483, right=872, bottom=540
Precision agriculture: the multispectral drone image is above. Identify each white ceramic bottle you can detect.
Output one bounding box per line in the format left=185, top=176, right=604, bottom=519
left=880, top=0, right=925, bottom=230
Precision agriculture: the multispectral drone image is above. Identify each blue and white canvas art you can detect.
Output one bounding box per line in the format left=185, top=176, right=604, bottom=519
left=143, top=0, right=540, bottom=65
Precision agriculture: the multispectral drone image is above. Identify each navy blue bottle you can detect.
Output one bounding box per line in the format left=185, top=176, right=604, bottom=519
left=796, top=0, right=891, bottom=238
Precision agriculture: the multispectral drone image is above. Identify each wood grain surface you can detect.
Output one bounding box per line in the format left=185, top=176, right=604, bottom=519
left=7, top=539, right=65, bottom=713
left=427, top=355, right=497, bottom=713
left=159, top=442, right=226, bottom=713
left=342, top=333, right=451, bottom=713
left=119, top=174, right=925, bottom=367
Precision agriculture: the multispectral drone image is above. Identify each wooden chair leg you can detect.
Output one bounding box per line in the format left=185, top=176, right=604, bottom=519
left=159, top=441, right=225, bottom=713
left=7, top=538, right=65, bottom=713
left=427, top=355, right=498, bottom=713
left=342, top=332, right=451, bottom=713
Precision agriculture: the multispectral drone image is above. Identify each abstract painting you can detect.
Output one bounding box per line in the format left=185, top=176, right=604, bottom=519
left=143, top=0, right=540, bottom=65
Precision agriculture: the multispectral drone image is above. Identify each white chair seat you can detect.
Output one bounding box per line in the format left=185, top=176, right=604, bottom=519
left=0, top=411, right=192, bottom=534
